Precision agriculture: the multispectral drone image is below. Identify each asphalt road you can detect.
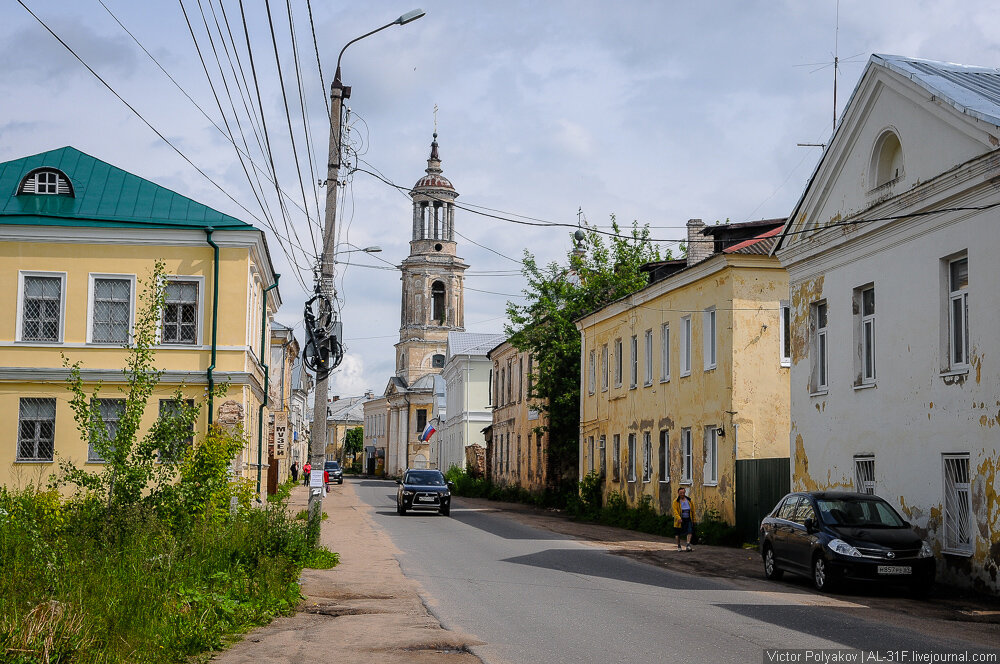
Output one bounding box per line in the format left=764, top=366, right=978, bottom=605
left=352, top=478, right=997, bottom=664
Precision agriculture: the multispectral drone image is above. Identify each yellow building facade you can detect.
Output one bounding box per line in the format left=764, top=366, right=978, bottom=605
left=1, top=148, right=281, bottom=497
left=488, top=340, right=549, bottom=493
left=576, top=220, right=789, bottom=525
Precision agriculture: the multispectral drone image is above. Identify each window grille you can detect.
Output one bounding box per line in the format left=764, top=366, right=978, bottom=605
left=163, top=281, right=198, bottom=344
left=93, top=278, right=131, bottom=343
left=89, top=399, right=125, bottom=462
left=854, top=455, right=876, bottom=494
left=23, top=276, right=61, bottom=341
left=18, top=169, right=73, bottom=195
left=17, top=398, right=56, bottom=461
left=943, top=454, right=972, bottom=554
left=158, top=399, right=195, bottom=462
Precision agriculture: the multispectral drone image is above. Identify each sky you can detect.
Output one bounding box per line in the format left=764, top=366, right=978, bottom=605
left=3, top=0, right=1000, bottom=400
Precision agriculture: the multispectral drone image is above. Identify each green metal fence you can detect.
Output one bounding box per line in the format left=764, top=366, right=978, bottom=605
left=735, top=457, right=790, bottom=544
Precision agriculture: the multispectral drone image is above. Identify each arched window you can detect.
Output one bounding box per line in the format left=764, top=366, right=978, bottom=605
left=432, top=353, right=445, bottom=368
left=18, top=168, right=74, bottom=196
left=870, top=130, right=904, bottom=189
left=431, top=281, right=446, bottom=324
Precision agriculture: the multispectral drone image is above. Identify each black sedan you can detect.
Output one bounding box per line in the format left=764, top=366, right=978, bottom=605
left=396, top=469, right=453, bottom=516
left=324, top=460, right=343, bottom=486
left=760, top=491, right=935, bottom=593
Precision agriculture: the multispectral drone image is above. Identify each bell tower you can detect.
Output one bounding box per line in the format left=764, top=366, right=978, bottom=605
left=395, top=133, right=467, bottom=384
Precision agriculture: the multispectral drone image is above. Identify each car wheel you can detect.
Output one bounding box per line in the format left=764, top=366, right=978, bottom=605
left=812, top=554, right=837, bottom=592
left=338, top=479, right=343, bottom=484
left=763, top=545, right=784, bottom=580
left=397, top=503, right=406, bottom=515
left=440, top=505, right=450, bottom=517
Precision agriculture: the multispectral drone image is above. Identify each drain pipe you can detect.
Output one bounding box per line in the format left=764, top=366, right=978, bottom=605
left=256, top=274, right=281, bottom=499
left=205, top=228, right=220, bottom=425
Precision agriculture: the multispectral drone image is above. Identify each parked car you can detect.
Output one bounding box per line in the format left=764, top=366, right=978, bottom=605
left=324, top=461, right=343, bottom=486
left=759, top=491, right=935, bottom=594
left=396, top=469, right=453, bottom=516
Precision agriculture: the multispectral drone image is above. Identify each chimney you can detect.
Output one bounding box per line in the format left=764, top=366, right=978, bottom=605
left=686, top=218, right=711, bottom=267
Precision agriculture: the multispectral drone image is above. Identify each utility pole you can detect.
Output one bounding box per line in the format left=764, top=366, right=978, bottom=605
left=307, top=8, right=426, bottom=529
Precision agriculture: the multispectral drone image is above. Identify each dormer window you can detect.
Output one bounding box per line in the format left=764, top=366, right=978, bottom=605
left=870, top=130, right=904, bottom=190
left=18, top=168, right=74, bottom=196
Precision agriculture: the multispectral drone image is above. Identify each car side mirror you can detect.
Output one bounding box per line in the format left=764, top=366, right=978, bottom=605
left=447, top=481, right=455, bottom=489
left=804, top=517, right=817, bottom=533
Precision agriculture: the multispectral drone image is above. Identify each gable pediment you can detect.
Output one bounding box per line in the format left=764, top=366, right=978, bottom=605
left=777, top=55, right=1000, bottom=254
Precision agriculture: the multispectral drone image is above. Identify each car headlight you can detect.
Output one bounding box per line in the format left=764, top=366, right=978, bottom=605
left=443, top=491, right=450, bottom=497
left=919, top=540, right=934, bottom=558
left=827, top=539, right=862, bottom=557
left=402, top=490, right=414, bottom=496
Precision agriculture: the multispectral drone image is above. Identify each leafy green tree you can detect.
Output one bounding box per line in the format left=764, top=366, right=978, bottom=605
left=55, top=261, right=229, bottom=515
left=344, top=426, right=364, bottom=457
left=506, top=218, right=665, bottom=495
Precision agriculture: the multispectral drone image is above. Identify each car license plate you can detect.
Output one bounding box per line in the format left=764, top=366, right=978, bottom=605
left=417, top=496, right=436, bottom=502
left=877, top=565, right=912, bottom=575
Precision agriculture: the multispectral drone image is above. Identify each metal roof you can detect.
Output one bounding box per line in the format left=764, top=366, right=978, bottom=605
left=0, top=146, right=254, bottom=230
left=447, top=332, right=506, bottom=357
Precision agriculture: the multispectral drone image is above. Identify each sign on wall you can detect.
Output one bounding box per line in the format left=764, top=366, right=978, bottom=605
left=273, top=411, right=288, bottom=459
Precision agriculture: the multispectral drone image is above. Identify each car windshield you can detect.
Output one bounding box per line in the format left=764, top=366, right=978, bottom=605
left=405, top=471, right=445, bottom=486
left=325, top=462, right=339, bottom=469
left=816, top=497, right=907, bottom=528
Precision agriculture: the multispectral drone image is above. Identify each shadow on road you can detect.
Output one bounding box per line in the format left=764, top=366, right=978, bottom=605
left=449, top=508, right=574, bottom=541
left=502, top=548, right=725, bottom=591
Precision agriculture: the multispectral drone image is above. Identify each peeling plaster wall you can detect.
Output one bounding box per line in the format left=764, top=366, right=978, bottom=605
left=489, top=342, right=549, bottom=493
left=577, top=256, right=790, bottom=525
left=781, top=180, right=1000, bottom=595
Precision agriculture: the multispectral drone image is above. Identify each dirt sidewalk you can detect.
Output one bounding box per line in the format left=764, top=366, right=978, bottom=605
left=211, top=482, right=481, bottom=664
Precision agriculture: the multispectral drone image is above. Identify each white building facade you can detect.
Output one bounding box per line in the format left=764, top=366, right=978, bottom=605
left=438, top=332, right=504, bottom=472
left=775, top=54, right=1000, bottom=593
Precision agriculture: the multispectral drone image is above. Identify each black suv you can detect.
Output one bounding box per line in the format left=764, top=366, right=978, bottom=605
left=760, top=491, right=935, bottom=593
left=396, top=469, right=453, bottom=516
left=324, top=460, right=343, bottom=486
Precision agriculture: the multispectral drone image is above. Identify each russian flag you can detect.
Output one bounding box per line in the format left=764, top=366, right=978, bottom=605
left=419, top=421, right=437, bottom=442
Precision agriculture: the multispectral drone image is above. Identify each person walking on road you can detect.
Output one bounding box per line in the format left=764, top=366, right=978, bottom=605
left=303, top=462, right=311, bottom=486
left=673, top=487, right=695, bottom=551
left=290, top=462, right=298, bottom=483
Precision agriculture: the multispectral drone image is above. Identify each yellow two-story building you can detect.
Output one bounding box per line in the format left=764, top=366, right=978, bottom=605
left=576, top=219, right=789, bottom=533
left=1, top=147, right=281, bottom=496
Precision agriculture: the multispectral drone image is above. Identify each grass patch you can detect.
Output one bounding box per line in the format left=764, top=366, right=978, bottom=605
left=295, top=510, right=328, bottom=521
left=0, top=480, right=336, bottom=663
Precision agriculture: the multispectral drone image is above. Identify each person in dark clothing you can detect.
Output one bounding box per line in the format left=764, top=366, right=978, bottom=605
left=290, top=462, right=298, bottom=483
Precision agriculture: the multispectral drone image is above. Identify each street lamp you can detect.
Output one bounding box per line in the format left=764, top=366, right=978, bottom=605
left=335, top=244, right=382, bottom=255
left=309, top=8, right=425, bottom=525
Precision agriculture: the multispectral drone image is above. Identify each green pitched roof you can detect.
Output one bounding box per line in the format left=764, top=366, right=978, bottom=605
left=0, top=146, right=254, bottom=230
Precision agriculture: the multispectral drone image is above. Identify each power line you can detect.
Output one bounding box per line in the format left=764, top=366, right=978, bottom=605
left=305, top=0, right=329, bottom=119
left=15, top=0, right=269, bottom=228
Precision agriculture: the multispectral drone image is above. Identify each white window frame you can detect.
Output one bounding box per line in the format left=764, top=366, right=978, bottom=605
left=852, top=285, right=876, bottom=386
left=947, top=256, right=969, bottom=371
left=643, top=329, right=653, bottom=386
left=629, top=335, right=638, bottom=388
left=16, top=271, right=68, bottom=343
left=703, top=306, right=717, bottom=371
left=159, top=275, right=206, bottom=347
left=811, top=301, right=828, bottom=393
left=598, top=435, right=606, bottom=476
left=660, top=323, right=670, bottom=382
left=588, top=349, right=596, bottom=395
left=658, top=430, right=669, bottom=483
left=16, top=397, right=57, bottom=462
left=614, top=338, right=623, bottom=387
left=600, top=344, right=609, bottom=392
left=87, top=273, right=137, bottom=345
left=681, top=428, right=692, bottom=483
left=612, top=434, right=621, bottom=482
left=587, top=436, right=595, bottom=473
left=88, top=398, right=126, bottom=463
left=942, top=453, right=973, bottom=556
left=854, top=455, right=875, bottom=494
left=680, top=315, right=692, bottom=377
left=642, top=431, right=652, bottom=483
left=627, top=433, right=637, bottom=482
left=779, top=301, right=791, bottom=367
left=704, top=425, right=718, bottom=485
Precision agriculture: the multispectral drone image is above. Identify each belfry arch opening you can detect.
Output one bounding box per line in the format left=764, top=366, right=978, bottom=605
left=431, top=281, right=446, bottom=324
